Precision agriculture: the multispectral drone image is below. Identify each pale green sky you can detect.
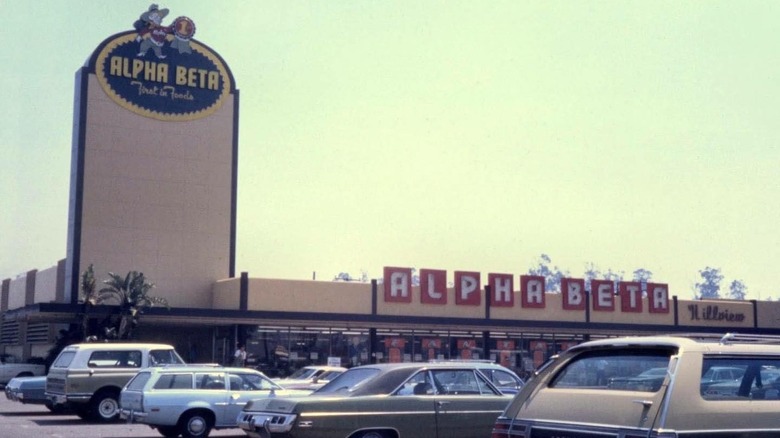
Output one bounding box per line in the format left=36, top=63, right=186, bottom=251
left=2, top=1, right=779, bottom=299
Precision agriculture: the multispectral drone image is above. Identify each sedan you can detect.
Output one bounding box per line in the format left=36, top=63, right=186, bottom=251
left=237, top=362, right=513, bottom=438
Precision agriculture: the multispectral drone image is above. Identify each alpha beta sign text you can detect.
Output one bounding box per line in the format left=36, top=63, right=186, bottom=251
left=383, top=267, right=670, bottom=314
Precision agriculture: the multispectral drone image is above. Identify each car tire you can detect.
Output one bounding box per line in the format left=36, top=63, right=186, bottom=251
left=156, top=425, right=180, bottom=437
left=90, top=390, right=120, bottom=422
left=357, top=431, right=391, bottom=438
left=178, top=410, right=214, bottom=438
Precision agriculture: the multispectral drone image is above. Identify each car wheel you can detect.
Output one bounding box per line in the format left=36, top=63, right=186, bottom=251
left=178, top=410, right=214, bottom=438
left=357, top=431, right=391, bottom=438
left=90, top=390, right=120, bottom=422
left=156, top=425, right=180, bottom=437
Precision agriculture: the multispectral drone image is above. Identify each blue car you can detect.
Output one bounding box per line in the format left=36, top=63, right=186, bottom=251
left=5, top=376, right=69, bottom=413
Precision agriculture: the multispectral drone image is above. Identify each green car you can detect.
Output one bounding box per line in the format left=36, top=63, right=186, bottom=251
left=236, top=362, right=513, bottom=438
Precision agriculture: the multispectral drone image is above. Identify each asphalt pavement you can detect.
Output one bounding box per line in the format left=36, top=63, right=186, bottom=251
left=0, top=395, right=246, bottom=438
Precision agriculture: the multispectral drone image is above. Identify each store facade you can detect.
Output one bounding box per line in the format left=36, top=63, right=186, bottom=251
left=3, top=6, right=780, bottom=376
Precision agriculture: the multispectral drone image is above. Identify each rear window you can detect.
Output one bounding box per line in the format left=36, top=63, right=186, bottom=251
left=126, top=372, right=152, bottom=391
left=550, top=348, right=674, bottom=392
left=701, top=357, right=780, bottom=400
left=52, top=351, right=76, bottom=368
left=315, top=368, right=381, bottom=394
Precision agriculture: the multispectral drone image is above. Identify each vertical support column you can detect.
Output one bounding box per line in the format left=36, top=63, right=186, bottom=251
left=369, top=328, right=378, bottom=364
left=1, top=278, right=9, bottom=312
left=482, top=331, right=491, bottom=361
left=371, top=279, right=377, bottom=315
left=484, top=285, right=491, bottom=319
left=239, top=272, right=248, bottom=311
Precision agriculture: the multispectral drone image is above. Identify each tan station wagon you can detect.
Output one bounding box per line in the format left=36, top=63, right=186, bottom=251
left=492, top=333, right=780, bottom=437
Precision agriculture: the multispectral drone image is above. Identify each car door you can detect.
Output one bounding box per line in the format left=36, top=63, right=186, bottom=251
left=430, top=369, right=510, bottom=438
left=224, top=372, right=280, bottom=426
left=194, top=372, right=229, bottom=425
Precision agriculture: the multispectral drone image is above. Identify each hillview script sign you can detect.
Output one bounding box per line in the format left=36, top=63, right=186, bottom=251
left=383, top=267, right=670, bottom=314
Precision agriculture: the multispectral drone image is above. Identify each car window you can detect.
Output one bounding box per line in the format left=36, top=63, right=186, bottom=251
left=153, top=373, right=193, bottom=390
left=396, top=371, right=434, bottom=396
left=88, top=350, right=142, bottom=368
left=126, top=372, right=152, bottom=391
left=195, top=373, right=226, bottom=390
left=484, top=369, right=520, bottom=388
left=149, top=349, right=185, bottom=366
left=432, top=370, right=492, bottom=395
left=701, top=358, right=780, bottom=400
left=52, top=351, right=76, bottom=368
left=227, top=373, right=278, bottom=391
left=315, top=368, right=381, bottom=394
left=549, top=348, right=674, bottom=392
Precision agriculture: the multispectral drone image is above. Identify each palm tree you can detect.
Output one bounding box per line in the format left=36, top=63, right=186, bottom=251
left=78, top=264, right=99, bottom=340
left=98, top=271, right=169, bottom=340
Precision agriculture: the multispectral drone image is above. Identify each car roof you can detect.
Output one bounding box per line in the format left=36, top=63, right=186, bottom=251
left=340, top=362, right=506, bottom=396
left=568, top=333, right=780, bottom=355
left=64, top=342, right=175, bottom=350
left=145, top=365, right=266, bottom=373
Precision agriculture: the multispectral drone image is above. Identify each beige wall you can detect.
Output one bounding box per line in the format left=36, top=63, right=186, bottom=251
left=8, top=275, right=27, bottom=310
left=244, top=279, right=372, bottom=314
left=34, top=265, right=58, bottom=303
left=757, top=300, right=780, bottom=328
left=75, top=74, right=234, bottom=308
left=212, top=277, right=241, bottom=309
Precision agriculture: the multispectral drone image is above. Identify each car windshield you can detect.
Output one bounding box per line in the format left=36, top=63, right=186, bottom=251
left=287, top=367, right=318, bottom=380
left=314, top=367, right=381, bottom=394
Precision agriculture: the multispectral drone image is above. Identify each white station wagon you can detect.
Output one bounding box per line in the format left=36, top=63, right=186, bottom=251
left=120, top=365, right=309, bottom=438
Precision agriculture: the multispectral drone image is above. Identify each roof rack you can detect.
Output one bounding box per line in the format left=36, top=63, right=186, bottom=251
left=152, top=363, right=222, bottom=368
left=719, top=333, right=780, bottom=345
left=427, top=359, right=495, bottom=364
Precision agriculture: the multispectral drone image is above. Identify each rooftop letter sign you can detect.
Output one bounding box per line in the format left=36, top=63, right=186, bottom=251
left=92, top=4, right=232, bottom=121
left=382, top=266, right=670, bottom=315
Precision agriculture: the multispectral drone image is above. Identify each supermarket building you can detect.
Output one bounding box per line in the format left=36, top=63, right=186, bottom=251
left=3, top=10, right=780, bottom=375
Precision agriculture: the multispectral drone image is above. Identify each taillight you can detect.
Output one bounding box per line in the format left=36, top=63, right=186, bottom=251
left=491, top=417, right=527, bottom=438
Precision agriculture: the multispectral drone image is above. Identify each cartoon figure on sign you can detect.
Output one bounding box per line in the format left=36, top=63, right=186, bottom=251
left=133, top=4, right=196, bottom=58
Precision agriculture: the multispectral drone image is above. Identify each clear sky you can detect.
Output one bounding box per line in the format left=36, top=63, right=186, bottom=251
left=2, top=1, right=779, bottom=300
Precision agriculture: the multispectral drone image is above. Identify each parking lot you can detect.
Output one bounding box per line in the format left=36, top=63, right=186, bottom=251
left=0, top=396, right=245, bottom=438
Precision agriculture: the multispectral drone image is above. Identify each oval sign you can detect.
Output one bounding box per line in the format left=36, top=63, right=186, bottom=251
left=94, top=30, right=231, bottom=122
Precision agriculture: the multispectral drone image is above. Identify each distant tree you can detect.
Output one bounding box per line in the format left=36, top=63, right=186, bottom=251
left=728, top=279, right=747, bottom=300
left=527, top=254, right=569, bottom=293
left=98, top=271, right=168, bottom=340
left=78, top=264, right=99, bottom=341
left=583, top=262, right=601, bottom=291
left=632, top=268, right=653, bottom=294
left=583, top=262, right=624, bottom=291
left=695, top=266, right=723, bottom=299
